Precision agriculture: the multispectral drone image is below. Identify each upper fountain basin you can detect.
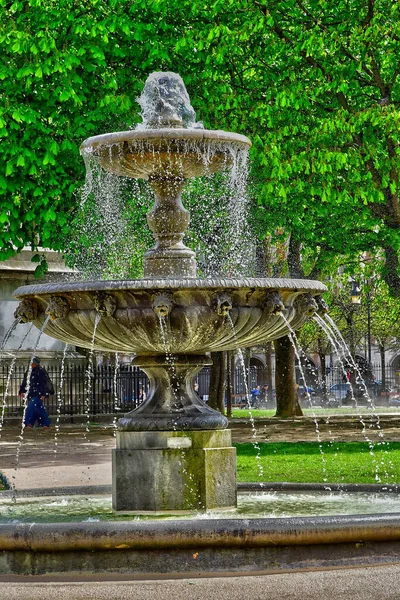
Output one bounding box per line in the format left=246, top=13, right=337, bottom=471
left=14, top=277, right=327, bottom=354
left=80, top=128, right=252, bottom=179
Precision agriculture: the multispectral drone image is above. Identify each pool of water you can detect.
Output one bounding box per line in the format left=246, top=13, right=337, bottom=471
left=2, top=490, right=400, bottom=523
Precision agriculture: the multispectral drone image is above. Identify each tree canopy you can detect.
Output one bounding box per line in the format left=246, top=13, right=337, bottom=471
left=1, top=0, right=400, bottom=291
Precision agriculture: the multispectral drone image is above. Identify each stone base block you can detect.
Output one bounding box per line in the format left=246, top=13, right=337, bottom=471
left=112, top=429, right=236, bottom=513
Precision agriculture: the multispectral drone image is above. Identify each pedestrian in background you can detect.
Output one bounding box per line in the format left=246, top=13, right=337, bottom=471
left=19, top=356, right=52, bottom=429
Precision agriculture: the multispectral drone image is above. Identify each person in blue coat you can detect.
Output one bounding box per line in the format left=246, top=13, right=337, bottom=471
left=19, top=356, right=51, bottom=429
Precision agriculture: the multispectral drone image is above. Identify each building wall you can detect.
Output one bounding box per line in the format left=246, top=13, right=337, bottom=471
left=0, top=249, right=79, bottom=364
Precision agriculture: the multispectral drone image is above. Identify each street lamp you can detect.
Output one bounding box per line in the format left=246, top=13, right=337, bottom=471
left=349, top=279, right=372, bottom=364
left=350, top=280, right=361, bottom=305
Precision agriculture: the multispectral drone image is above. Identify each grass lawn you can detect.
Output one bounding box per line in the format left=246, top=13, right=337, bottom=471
left=235, top=441, right=400, bottom=484
left=231, top=407, right=400, bottom=419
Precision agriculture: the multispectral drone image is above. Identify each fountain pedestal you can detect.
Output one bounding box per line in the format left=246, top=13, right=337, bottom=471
left=112, top=429, right=236, bottom=512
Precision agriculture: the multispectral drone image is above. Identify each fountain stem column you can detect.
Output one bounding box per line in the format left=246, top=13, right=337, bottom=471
left=144, top=175, right=197, bottom=278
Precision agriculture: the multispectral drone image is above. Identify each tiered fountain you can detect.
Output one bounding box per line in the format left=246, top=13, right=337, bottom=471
left=13, top=72, right=326, bottom=513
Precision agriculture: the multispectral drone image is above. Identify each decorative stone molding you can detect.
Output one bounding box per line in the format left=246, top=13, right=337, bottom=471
left=264, top=291, right=285, bottom=315
left=152, top=292, right=174, bottom=318
left=94, top=293, right=117, bottom=317
left=45, top=296, right=70, bottom=321
left=294, top=293, right=319, bottom=318
left=315, top=295, right=329, bottom=315
left=14, top=298, right=39, bottom=323
left=213, top=293, right=232, bottom=316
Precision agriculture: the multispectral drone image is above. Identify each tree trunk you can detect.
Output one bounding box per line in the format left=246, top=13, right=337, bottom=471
left=379, top=344, right=387, bottom=405
left=273, top=233, right=304, bottom=418
left=264, top=342, right=274, bottom=405
left=274, top=336, right=303, bottom=417
left=208, top=351, right=226, bottom=414
left=383, top=244, right=400, bottom=298
left=226, top=351, right=232, bottom=418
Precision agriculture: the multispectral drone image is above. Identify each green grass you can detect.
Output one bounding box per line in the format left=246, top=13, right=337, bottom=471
left=231, top=407, right=400, bottom=419
left=235, top=441, right=400, bottom=484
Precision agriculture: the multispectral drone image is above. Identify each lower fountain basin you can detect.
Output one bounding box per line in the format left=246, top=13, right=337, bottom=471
left=2, top=489, right=400, bottom=522
left=1, top=488, right=400, bottom=577
left=13, top=277, right=327, bottom=353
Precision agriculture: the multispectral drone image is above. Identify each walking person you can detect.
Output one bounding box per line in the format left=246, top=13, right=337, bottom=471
left=19, top=356, right=52, bottom=429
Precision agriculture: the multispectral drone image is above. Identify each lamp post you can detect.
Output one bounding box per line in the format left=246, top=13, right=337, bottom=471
left=366, top=289, right=372, bottom=365
left=347, top=279, right=361, bottom=386
left=350, top=279, right=372, bottom=365
left=350, top=280, right=361, bottom=305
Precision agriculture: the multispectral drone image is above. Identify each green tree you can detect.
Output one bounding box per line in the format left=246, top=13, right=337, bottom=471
left=0, top=0, right=179, bottom=270
left=172, top=0, right=400, bottom=294
left=369, top=280, right=400, bottom=390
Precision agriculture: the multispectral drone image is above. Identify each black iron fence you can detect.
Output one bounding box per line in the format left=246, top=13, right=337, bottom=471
left=1, top=363, right=268, bottom=418
left=1, top=361, right=399, bottom=418
left=0, top=364, right=150, bottom=418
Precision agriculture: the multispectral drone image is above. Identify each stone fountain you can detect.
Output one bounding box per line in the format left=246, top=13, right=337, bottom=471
left=13, top=72, right=326, bottom=513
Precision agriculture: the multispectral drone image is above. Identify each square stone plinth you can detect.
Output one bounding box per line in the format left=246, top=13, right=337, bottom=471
left=112, top=430, right=236, bottom=513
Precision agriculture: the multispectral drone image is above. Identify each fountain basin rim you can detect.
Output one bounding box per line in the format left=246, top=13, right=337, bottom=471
left=13, top=277, right=327, bottom=299
left=1, top=513, right=400, bottom=552
left=80, top=128, right=252, bottom=154
left=2, top=481, right=399, bottom=500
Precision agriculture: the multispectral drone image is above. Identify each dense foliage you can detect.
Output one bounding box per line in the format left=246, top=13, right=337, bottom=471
left=172, top=0, right=400, bottom=288
left=0, top=0, right=178, bottom=270
left=1, top=0, right=400, bottom=291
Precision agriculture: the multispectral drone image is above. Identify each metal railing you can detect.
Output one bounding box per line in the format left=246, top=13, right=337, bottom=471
left=1, top=361, right=398, bottom=418
left=0, top=364, right=150, bottom=418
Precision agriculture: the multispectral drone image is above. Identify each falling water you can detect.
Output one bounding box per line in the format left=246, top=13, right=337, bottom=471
left=157, top=314, right=201, bottom=507
left=158, top=315, right=181, bottom=429
left=158, top=312, right=203, bottom=509
left=325, top=314, right=377, bottom=405
left=0, top=323, right=34, bottom=440
left=280, top=314, right=328, bottom=483
left=84, top=314, right=101, bottom=435
left=80, top=314, right=101, bottom=485
left=0, top=318, right=20, bottom=355
left=12, top=316, right=51, bottom=497
left=112, top=353, right=120, bottom=435
left=227, top=315, right=264, bottom=481
left=53, top=343, right=69, bottom=460
left=314, top=314, right=391, bottom=483
left=324, top=314, right=391, bottom=475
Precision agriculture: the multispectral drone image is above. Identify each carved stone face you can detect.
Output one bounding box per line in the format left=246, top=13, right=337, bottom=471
left=45, top=296, right=70, bottom=321
left=152, top=293, right=173, bottom=318
left=213, top=293, right=232, bottom=316
left=94, top=293, right=117, bottom=317
left=14, top=299, right=39, bottom=323
left=264, top=291, right=285, bottom=315
left=294, top=293, right=319, bottom=318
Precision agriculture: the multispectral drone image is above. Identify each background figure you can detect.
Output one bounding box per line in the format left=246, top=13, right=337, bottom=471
left=194, top=381, right=202, bottom=400
left=250, top=385, right=261, bottom=407
left=19, top=356, right=51, bottom=429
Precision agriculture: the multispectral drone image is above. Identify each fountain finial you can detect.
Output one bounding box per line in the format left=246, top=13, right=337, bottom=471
left=136, top=72, right=203, bottom=130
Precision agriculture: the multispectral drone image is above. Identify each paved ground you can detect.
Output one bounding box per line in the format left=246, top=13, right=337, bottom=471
left=2, top=416, right=400, bottom=490
left=0, top=425, right=114, bottom=489
left=2, top=564, right=400, bottom=599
